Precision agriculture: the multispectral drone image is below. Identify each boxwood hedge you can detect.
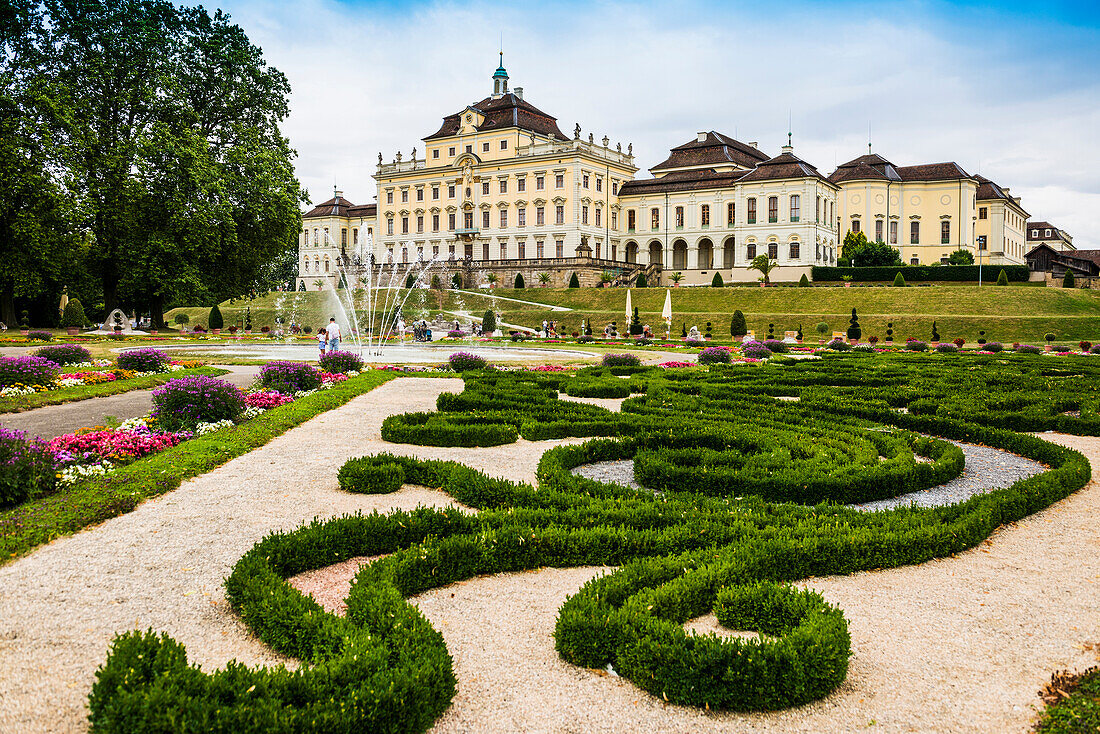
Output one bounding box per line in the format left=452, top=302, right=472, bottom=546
left=90, top=355, right=1095, bottom=730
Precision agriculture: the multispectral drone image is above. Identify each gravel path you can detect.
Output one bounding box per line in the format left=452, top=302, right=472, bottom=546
left=571, top=438, right=1048, bottom=511
left=2, top=377, right=1097, bottom=733
left=0, top=366, right=261, bottom=439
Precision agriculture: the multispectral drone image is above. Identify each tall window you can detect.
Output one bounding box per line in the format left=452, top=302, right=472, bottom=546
left=582, top=206, right=589, bottom=225
left=432, top=214, right=439, bottom=232
left=910, top=221, right=920, bottom=244
left=518, top=207, right=526, bottom=226
left=401, top=190, right=408, bottom=203
left=500, top=209, right=508, bottom=227
left=432, top=187, right=439, bottom=200
left=416, top=215, right=423, bottom=233
left=583, top=174, right=589, bottom=188
left=482, top=210, right=490, bottom=229
left=768, top=243, right=778, bottom=259
left=747, top=198, right=757, bottom=224
left=482, top=243, right=489, bottom=259
left=727, top=202, right=735, bottom=226
left=401, top=217, right=409, bottom=234
left=555, top=174, right=564, bottom=188
left=500, top=243, right=508, bottom=259
left=536, top=176, right=545, bottom=190
left=875, top=220, right=884, bottom=243
left=556, top=240, right=564, bottom=257
left=612, top=181, right=618, bottom=195
left=352, top=228, right=358, bottom=245
left=482, top=181, right=490, bottom=195
left=518, top=241, right=525, bottom=258
left=628, top=210, right=636, bottom=230
left=815, top=196, right=821, bottom=223
left=499, top=179, right=507, bottom=194
left=464, top=211, right=473, bottom=230
left=596, top=177, right=602, bottom=192
left=387, top=218, right=394, bottom=236
left=768, top=196, right=778, bottom=223
left=789, top=243, right=800, bottom=259
left=433, top=149, right=439, bottom=159
left=517, top=178, right=526, bottom=192
left=386, top=191, right=393, bottom=204
left=448, top=184, right=455, bottom=198
left=889, top=220, right=898, bottom=244
left=675, top=206, right=684, bottom=227
left=941, top=220, right=951, bottom=244
left=651, top=207, right=660, bottom=229
left=341, top=228, right=347, bottom=246
left=536, top=206, right=545, bottom=225
left=448, top=213, right=456, bottom=230
left=789, top=195, right=800, bottom=223
left=536, top=241, right=544, bottom=258
left=555, top=205, right=565, bottom=225
left=611, top=211, right=617, bottom=230
left=416, top=188, right=423, bottom=202
left=701, top=204, right=710, bottom=226
left=851, top=219, right=861, bottom=233
left=595, top=208, right=601, bottom=227
left=746, top=243, right=757, bottom=259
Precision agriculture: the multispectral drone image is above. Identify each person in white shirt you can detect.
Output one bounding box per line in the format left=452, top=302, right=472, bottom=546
left=325, top=317, right=341, bottom=352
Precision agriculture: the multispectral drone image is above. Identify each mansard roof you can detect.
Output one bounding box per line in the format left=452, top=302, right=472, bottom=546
left=828, top=154, right=972, bottom=184
left=735, top=150, right=829, bottom=184
left=651, top=131, right=769, bottom=172
left=304, top=195, right=355, bottom=219
left=303, top=197, right=376, bottom=220
left=617, top=168, right=745, bottom=196
left=424, top=93, right=567, bottom=141
left=975, top=175, right=1028, bottom=215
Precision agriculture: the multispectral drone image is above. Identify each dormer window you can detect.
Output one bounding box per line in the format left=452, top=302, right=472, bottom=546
left=1045, top=228, right=1051, bottom=237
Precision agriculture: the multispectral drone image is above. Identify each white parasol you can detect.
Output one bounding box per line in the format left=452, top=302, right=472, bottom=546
left=662, top=288, right=672, bottom=337
left=625, top=288, right=632, bottom=325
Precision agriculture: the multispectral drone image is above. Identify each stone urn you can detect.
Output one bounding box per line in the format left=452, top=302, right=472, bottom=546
left=66, top=327, right=79, bottom=336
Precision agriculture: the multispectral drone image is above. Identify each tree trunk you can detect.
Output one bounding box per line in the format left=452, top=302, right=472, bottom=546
left=149, top=293, right=165, bottom=329
left=102, top=263, right=120, bottom=315
left=1, top=282, right=16, bottom=327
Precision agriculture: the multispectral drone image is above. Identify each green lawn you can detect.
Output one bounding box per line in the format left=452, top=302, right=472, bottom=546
left=167, top=285, right=1100, bottom=344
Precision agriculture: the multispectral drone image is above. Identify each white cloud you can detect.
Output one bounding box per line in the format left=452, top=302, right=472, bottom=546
left=222, top=0, right=1100, bottom=247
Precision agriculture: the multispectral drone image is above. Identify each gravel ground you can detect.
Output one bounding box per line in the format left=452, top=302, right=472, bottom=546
left=1, top=377, right=1097, bottom=734
left=571, top=438, right=1048, bottom=512
left=0, top=365, right=262, bottom=440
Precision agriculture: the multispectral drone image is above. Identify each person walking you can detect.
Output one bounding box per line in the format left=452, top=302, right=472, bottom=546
left=326, top=317, right=341, bottom=352
left=316, top=327, right=327, bottom=358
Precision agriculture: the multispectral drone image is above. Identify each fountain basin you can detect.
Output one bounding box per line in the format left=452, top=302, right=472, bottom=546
left=143, top=343, right=599, bottom=364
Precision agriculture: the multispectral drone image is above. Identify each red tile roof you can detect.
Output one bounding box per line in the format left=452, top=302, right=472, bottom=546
left=651, top=131, right=769, bottom=172
left=424, top=93, right=566, bottom=141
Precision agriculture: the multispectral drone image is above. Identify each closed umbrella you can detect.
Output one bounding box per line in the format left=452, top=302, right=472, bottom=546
left=58, top=287, right=69, bottom=316
left=625, top=288, right=632, bottom=326
left=662, top=288, right=672, bottom=338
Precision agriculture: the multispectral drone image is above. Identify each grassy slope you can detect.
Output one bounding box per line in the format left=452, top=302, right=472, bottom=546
left=164, top=285, right=1100, bottom=344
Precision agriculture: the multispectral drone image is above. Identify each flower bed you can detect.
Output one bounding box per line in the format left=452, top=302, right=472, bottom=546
left=0, top=356, right=61, bottom=389
left=151, top=376, right=247, bottom=431
left=698, top=346, right=732, bottom=365
left=741, top=340, right=771, bottom=359
left=259, top=361, right=322, bottom=394
left=35, top=344, right=92, bottom=365
left=318, top=350, right=364, bottom=374
left=117, top=348, right=170, bottom=372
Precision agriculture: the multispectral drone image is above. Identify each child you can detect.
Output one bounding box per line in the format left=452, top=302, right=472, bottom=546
left=317, top=327, right=327, bottom=358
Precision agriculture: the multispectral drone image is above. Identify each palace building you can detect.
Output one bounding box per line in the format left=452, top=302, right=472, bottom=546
left=297, top=58, right=1032, bottom=290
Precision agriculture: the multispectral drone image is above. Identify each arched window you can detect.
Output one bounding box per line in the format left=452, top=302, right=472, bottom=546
left=323, top=258, right=330, bottom=273
left=303, top=259, right=309, bottom=272
left=700, top=204, right=710, bottom=227
left=313, top=228, right=319, bottom=245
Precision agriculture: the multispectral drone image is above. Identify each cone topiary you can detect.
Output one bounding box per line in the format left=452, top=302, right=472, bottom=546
left=208, top=305, right=224, bottom=331
left=636, top=273, right=648, bottom=288
left=846, top=308, right=861, bottom=341
left=892, top=272, right=906, bottom=287
left=481, top=309, right=496, bottom=333
left=996, top=269, right=1008, bottom=286
left=568, top=272, right=580, bottom=288
left=798, top=273, right=810, bottom=287
left=731, top=310, right=747, bottom=337
left=711, top=272, right=724, bottom=287
left=1063, top=270, right=1076, bottom=288
left=61, top=299, right=87, bottom=328
left=514, top=273, right=525, bottom=289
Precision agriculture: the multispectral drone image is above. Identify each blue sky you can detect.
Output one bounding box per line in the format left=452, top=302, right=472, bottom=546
left=221, top=0, right=1100, bottom=247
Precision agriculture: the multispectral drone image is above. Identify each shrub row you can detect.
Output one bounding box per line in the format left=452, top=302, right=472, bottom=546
left=810, top=264, right=1030, bottom=282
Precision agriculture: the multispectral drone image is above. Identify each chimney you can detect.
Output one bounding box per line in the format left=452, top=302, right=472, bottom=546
left=514, top=86, right=523, bottom=100
left=696, top=131, right=707, bottom=142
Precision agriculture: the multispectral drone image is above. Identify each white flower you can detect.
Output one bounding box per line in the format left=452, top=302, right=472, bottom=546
left=194, top=419, right=235, bottom=435
left=239, top=405, right=266, bottom=421
left=0, top=385, right=37, bottom=397
left=117, top=414, right=152, bottom=431
left=57, top=461, right=113, bottom=487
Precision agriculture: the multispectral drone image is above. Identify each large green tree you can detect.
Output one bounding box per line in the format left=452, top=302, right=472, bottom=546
left=841, top=230, right=902, bottom=267
left=0, top=1, right=86, bottom=326
left=40, top=0, right=302, bottom=324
